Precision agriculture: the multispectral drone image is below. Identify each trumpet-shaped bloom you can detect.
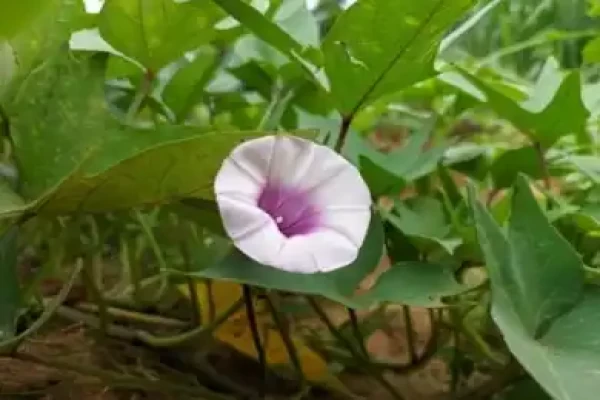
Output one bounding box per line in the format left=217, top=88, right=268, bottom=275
left=214, top=135, right=372, bottom=274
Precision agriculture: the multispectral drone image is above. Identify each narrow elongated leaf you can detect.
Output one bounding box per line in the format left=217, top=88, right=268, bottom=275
left=208, top=0, right=304, bottom=58
left=322, top=0, right=476, bottom=115
left=438, top=0, right=503, bottom=55
left=454, top=58, right=590, bottom=147
left=162, top=47, right=219, bottom=122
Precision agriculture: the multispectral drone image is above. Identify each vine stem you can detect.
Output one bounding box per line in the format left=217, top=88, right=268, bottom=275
left=243, top=285, right=268, bottom=398
left=180, top=244, right=201, bottom=326
left=74, top=302, right=188, bottom=328
left=533, top=141, right=551, bottom=191
left=402, top=305, right=417, bottom=365
left=0, top=261, right=83, bottom=353
left=334, top=116, right=353, bottom=153
left=125, top=69, right=154, bottom=123
left=347, top=308, right=369, bottom=358
left=134, top=210, right=168, bottom=303
left=14, top=352, right=233, bottom=400
left=306, top=297, right=406, bottom=400
left=56, top=298, right=244, bottom=348
left=81, top=257, right=109, bottom=338
left=264, top=292, right=306, bottom=390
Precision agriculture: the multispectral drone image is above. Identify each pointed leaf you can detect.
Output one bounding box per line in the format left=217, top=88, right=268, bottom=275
left=506, top=176, right=584, bottom=336
left=322, top=0, right=476, bottom=115
left=469, top=175, right=584, bottom=338
left=493, top=288, right=600, bottom=400
left=454, top=59, right=590, bottom=147
left=162, top=47, right=219, bottom=122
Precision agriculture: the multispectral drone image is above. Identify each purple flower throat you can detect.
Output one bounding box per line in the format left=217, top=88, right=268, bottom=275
left=257, top=183, right=320, bottom=237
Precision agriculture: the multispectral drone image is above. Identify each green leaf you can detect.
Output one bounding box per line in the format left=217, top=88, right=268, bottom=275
left=469, top=175, right=584, bottom=338
left=491, top=146, right=544, bottom=189
left=33, top=130, right=285, bottom=215
left=438, top=0, right=503, bottom=55
left=7, top=0, right=87, bottom=90
left=386, top=197, right=462, bottom=255
left=162, top=47, right=219, bottom=122
left=0, top=42, right=16, bottom=98
left=493, top=288, right=600, bottom=400
left=0, top=226, right=20, bottom=341
left=322, top=0, right=476, bottom=115
left=0, top=0, right=50, bottom=38
left=360, top=262, right=467, bottom=307
left=98, top=0, right=221, bottom=71
left=0, top=180, right=26, bottom=219
left=182, top=213, right=384, bottom=308
left=568, top=155, right=600, bottom=183
left=346, top=122, right=446, bottom=196
left=208, top=0, right=305, bottom=60
left=454, top=58, right=590, bottom=147
left=583, top=36, right=600, bottom=64
left=8, top=50, right=315, bottom=214
left=272, top=0, right=320, bottom=48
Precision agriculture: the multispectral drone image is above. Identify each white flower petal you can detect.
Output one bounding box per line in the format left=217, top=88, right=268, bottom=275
left=267, top=135, right=371, bottom=208
left=274, top=230, right=359, bottom=273
left=216, top=193, right=285, bottom=265
left=214, top=134, right=373, bottom=274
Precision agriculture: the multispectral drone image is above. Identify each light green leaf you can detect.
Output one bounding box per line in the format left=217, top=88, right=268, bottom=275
left=360, top=262, right=467, bottom=307
left=0, top=42, right=16, bottom=98
left=182, top=214, right=384, bottom=308
left=568, top=155, right=600, bottom=183
left=469, top=175, right=584, bottom=338
left=438, top=0, right=503, bottom=55
left=162, top=47, right=219, bottom=122
left=0, top=0, right=50, bottom=39
left=0, top=180, right=26, bottom=219
left=454, top=58, right=590, bottom=147
left=273, top=0, right=320, bottom=48
left=386, top=197, right=462, bottom=255
left=208, top=0, right=305, bottom=59
left=583, top=36, right=600, bottom=64
left=98, top=0, right=222, bottom=71
left=346, top=123, right=446, bottom=196
left=322, top=0, right=476, bottom=115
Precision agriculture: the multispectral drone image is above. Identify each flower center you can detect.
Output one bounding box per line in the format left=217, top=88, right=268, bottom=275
left=257, top=184, right=320, bottom=237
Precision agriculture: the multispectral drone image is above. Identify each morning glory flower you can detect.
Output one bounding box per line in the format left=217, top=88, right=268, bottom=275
left=214, top=135, right=372, bottom=274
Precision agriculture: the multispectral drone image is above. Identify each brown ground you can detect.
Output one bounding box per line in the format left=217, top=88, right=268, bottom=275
left=0, top=306, right=485, bottom=400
